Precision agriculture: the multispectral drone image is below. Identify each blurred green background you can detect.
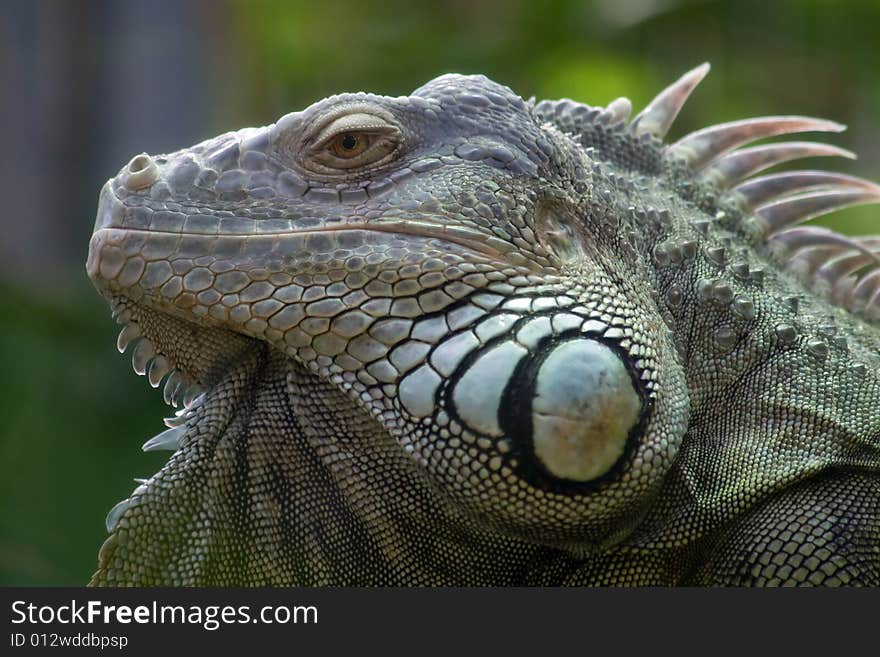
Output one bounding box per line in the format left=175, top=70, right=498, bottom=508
left=1, top=0, right=878, bottom=585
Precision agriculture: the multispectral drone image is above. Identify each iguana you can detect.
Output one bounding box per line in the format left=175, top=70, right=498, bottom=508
left=85, top=64, right=880, bottom=586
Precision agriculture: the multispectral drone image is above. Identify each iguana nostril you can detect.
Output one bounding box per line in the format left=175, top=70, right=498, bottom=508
left=128, top=154, right=151, bottom=173
left=124, top=153, right=159, bottom=190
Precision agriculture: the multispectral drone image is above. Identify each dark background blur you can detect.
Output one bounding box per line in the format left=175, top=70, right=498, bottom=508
left=1, top=0, right=878, bottom=585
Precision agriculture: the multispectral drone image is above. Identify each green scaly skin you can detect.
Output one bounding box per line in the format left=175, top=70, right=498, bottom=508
left=85, top=65, right=880, bottom=585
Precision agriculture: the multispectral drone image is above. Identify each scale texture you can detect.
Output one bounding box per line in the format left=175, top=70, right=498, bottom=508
left=85, top=65, right=880, bottom=586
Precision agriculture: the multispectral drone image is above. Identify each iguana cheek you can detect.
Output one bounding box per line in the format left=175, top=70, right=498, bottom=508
left=447, top=336, right=643, bottom=484
left=528, top=340, right=642, bottom=482
left=450, top=341, right=527, bottom=437
left=423, top=323, right=651, bottom=494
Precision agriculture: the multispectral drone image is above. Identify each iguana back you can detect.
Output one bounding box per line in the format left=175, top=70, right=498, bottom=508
left=85, top=65, right=880, bottom=585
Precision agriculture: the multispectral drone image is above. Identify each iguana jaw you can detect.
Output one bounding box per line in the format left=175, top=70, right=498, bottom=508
left=85, top=179, right=515, bottom=405
left=101, top=299, right=258, bottom=407
left=86, top=181, right=257, bottom=404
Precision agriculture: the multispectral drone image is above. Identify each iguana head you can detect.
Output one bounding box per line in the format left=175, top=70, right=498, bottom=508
left=87, top=72, right=688, bottom=551
left=87, top=66, right=880, bottom=584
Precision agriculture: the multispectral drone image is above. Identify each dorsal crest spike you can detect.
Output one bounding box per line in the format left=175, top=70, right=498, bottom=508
left=702, top=141, right=855, bottom=189
left=605, top=97, right=633, bottom=125
left=670, top=116, right=846, bottom=170
left=755, top=188, right=880, bottom=235
left=735, top=170, right=880, bottom=209
left=850, top=267, right=880, bottom=312
left=768, top=228, right=880, bottom=313
left=816, top=250, right=880, bottom=300
left=630, top=62, right=710, bottom=139
left=768, top=226, right=878, bottom=256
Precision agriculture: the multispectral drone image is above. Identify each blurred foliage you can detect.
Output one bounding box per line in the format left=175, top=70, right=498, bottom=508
left=2, top=0, right=879, bottom=584
left=0, top=279, right=169, bottom=585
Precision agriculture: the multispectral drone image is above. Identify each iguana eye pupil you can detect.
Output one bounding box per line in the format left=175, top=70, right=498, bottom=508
left=329, top=132, right=370, bottom=160
left=341, top=134, right=358, bottom=150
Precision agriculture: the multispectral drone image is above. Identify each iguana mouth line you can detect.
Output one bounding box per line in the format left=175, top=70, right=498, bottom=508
left=98, top=216, right=509, bottom=259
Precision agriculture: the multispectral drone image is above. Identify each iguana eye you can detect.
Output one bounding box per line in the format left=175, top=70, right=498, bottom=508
left=307, top=111, right=401, bottom=171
